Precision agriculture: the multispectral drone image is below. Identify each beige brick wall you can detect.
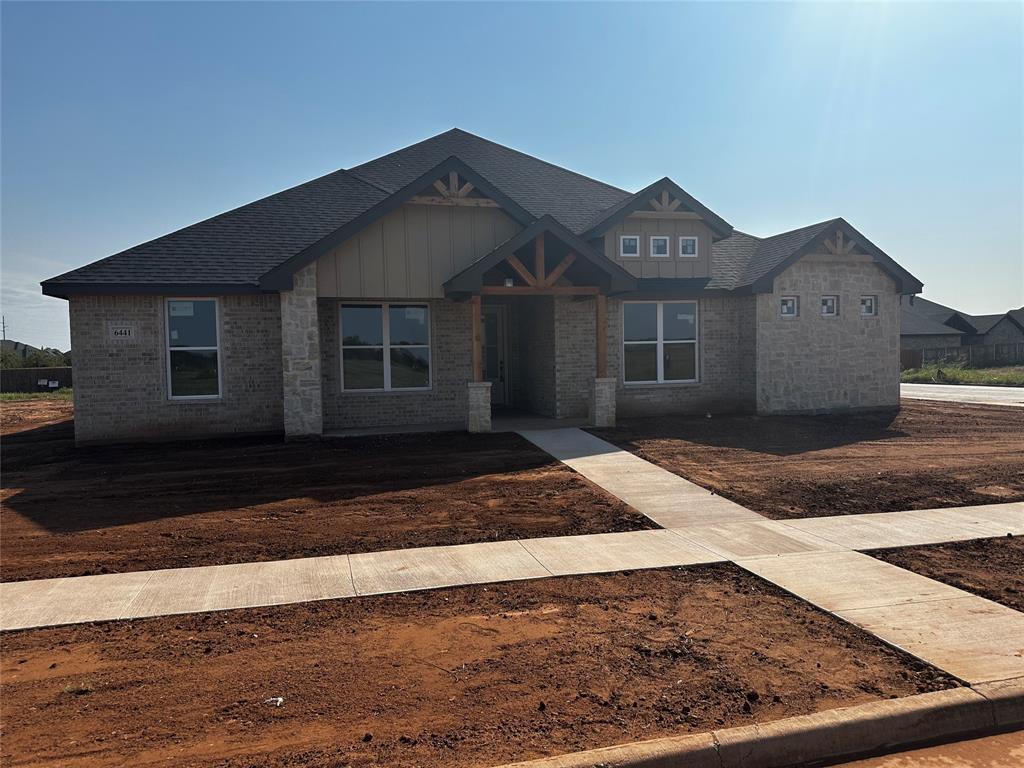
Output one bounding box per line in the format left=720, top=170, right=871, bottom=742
left=756, top=255, right=899, bottom=413
left=607, top=295, right=757, bottom=417
left=319, top=298, right=471, bottom=430
left=553, top=295, right=596, bottom=418
left=69, top=294, right=283, bottom=443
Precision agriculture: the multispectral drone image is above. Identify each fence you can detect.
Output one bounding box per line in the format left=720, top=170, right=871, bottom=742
left=900, top=343, right=1024, bottom=371
left=0, top=367, right=73, bottom=393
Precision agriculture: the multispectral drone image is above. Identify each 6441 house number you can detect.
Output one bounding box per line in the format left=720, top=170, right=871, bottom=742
left=109, top=324, right=136, bottom=342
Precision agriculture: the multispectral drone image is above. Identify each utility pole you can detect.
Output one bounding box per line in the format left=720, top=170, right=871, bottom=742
left=1, top=315, right=7, bottom=341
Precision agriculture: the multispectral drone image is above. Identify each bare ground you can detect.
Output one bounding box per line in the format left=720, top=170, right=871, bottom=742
left=591, top=400, right=1024, bottom=519
left=0, top=565, right=956, bottom=768
left=0, top=400, right=651, bottom=582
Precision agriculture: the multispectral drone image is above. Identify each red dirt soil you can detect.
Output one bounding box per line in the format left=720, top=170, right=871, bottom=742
left=0, top=400, right=651, bottom=582
left=592, top=400, right=1024, bottom=519
left=871, top=537, right=1024, bottom=613
left=0, top=565, right=955, bottom=768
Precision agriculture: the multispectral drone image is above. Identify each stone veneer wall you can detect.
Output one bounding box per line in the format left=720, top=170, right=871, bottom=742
left=756, top=255, right=899, bottom=414
left=280, top=263, right=322, bottom=436
left=69, top=294, right=283, bottom=443
left=607, top=295, right=757, bottom=417
left=320, top=298, right=471, bottom=430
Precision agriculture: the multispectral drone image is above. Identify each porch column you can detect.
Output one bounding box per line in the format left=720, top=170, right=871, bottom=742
left=280, top=263, right=323, bottom=438
left=467, top=295, right=491, bottom=432
left=590, top=293, right=616, bottom=427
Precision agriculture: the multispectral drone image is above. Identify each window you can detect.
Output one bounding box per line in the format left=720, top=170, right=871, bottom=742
left=679, top=236, right=698, bottom=258
left=780, top=296, right=799, bottom=317
left=623, top=301, right=698, bottom=384
left=650, top=236, right=670, bottom=258
left=821, top=295, right=839, bottom=317
left=341, top=303, right=430, bottom=391
left=860, top=295, right=878, bottom=316
left=619, top=235, right=640, bottom=258
left=166, top=299, right=220, bottom=398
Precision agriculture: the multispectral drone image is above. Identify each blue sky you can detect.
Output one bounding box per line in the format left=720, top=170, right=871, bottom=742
left=2, top=1, right=1021, bottom=350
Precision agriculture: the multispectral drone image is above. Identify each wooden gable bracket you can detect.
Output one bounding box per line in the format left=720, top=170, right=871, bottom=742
left=823, top=228, right=858, bottom=255
left=649, top=190, right=683, bottom=212
left=480, top=236, right=593, bottom=295
left=411, top=172, right=498, bottom=208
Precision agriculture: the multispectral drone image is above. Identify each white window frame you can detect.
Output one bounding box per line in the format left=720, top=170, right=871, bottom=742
left=860, top=295, right=878, bottom=317
left=649, top=235, right=670, bottom=258
left=165, top=297, right=222, bottom=401
left=622, top=300, right=699, bottom=385
left=780, top=296, right=799, bottom=318
left=619, top=235, right=640, bottom=258
left=339, top=302, right=432, bottom=392
left=821, top=295, right=839, bottom=318
left=679, top=236, right=699, bottom=258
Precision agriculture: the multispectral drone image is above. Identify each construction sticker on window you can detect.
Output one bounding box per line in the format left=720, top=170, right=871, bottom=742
left=404, top=307, right=426, bottom=322
left=169, top=301, right=194, bottom=317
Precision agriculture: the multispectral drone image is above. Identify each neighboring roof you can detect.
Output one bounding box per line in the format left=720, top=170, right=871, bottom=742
left=899, top=298, right=1024, bottom=337
left=443, top=215, right=636, bottom=296
left=900, top=308, right=966, bottom=336
left=0, top=340, right=44, bottom=358
left=580, top=177, right=733, bottom=241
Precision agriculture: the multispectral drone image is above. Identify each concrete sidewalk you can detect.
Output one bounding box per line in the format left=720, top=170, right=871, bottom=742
left=901, top=382, right=1024, bottom=407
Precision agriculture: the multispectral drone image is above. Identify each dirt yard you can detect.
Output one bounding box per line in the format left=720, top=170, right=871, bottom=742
left=592, top=400, right=1024, bottom=519
left=872, top=537, right=1024, bottom=612
left=1, top=565, right=955, bottom=768
left=0, top=399, right=650, bottom=582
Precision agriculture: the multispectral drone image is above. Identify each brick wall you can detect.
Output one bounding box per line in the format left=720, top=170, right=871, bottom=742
left=69, top=294, right=283, bottom=443
left=901, top=334, right=963, bottom=351
left=978, top=318, right=1024, bottom=346
left=756, top=255, right=899, bottom=413
left=608, top=296, right=757, bottom=417
left=319, top=298, right=471, bottom=430
left=553, top=295, right=596, bottom=418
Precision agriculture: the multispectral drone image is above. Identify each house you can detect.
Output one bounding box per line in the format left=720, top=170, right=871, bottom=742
left=42, top=129, right=924, bottom=444
left=899, top=296, right=1024, bottom=349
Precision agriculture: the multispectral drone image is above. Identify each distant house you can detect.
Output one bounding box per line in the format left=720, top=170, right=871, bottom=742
left=0, top=340, right=44, bottom=360
left=43, top=129, right=924, bottom=444
left=899, top=297, right=1024, bottom=349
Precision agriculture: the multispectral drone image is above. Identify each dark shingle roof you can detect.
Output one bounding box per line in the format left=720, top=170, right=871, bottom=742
left=900, top=307, right=966, bottom=336
left=709, top=220, right=836, bottom=290
left=348, top=129, right=630, bottom=234
left=964, top=313, right=1008, bottom=334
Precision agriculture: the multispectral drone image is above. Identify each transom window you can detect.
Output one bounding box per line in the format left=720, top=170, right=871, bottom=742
left=821, top=295, right=839, bottom=317
left=679, top=236, right=698, bottom=258
left=780, top=296, right=799, bottom=317
left=166, top=299, right=220, bottom=399
left=623, top=301, right=698, bottom=384
left=619, top=235, right=640, bottom=258
left=650, top=236, right=670, bottom=257
left=860, top=295, right=878, bottom=316
left=341, top=303, right=430, bottom=391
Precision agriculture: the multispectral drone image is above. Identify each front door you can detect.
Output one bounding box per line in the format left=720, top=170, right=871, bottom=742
left=481, top=305, right=508, bottom=406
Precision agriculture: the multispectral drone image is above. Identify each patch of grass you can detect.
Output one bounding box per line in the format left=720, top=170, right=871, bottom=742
left=901, top=365, right=1024, bottom=387
left=0, top=388, right=73, bottom=402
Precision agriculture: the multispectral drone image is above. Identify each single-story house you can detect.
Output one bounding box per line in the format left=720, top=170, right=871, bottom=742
left=899, top=296, right=1024, bottom=349
left=43, top=129, right=924, bottom=444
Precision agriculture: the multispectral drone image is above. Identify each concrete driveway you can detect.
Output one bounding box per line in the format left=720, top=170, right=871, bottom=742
left=901, top=383, right=1024, bottom=407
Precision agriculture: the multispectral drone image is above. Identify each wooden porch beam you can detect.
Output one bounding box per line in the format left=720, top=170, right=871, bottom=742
left=534, top=235, right=546, bottom=285
left=470, top=295, right=482, bottom=382
left=479, top=285, right=599, bottom=296
left=544, top=251, right=576, bottom=286
left=629, top=211, right=700, bottom=220
left=505, top=254, right=538, bottom=286
left=596, top=293, right=607, bottom=378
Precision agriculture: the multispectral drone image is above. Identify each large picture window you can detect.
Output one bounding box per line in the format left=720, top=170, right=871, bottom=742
left=166, top=299, right=220, bottom=398
left=623, top=301, right=698, bottom=384
left=341, top=303, right=430, bottom=391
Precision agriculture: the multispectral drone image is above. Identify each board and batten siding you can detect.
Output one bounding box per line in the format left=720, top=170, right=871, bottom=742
left=604, top=215, right=714, bottom=279
left=316, top=203, right=521, bottom=298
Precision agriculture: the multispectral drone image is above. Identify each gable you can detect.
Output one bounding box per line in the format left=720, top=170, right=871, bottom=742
left=582, top=178, right=733, bottom=241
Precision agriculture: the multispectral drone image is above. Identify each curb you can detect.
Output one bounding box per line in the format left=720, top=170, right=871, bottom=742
left=496, top=680, right=1024, bottom=768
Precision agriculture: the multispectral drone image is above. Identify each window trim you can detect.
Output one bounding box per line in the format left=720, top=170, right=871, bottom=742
left=679, top=236, right=699, bottom=258
left=780, top=296, right=800, bottom=318
left=619, top=234, right=640, bottom=258
left=339, top=301, right=432, bottom=393
left=820, top=295, right=839, bottom=318
left=649, top=235, right=670, bottom=258
left=622, top=300, right=699, bottom=385
left=165, top=297, right=222, bottom=401
left=860, top=295, right=878, bottom=317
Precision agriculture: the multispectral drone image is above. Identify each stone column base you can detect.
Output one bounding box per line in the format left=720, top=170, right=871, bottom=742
left=467, top=381, right=492, bottom=433
left=589, top=377, right=616, bottom=428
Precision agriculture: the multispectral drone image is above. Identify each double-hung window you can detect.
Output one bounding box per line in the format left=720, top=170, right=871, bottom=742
left=166, top=299, right=220, bottom=398
left=623, top=301, right=698, bottom=384
left=341, top=303, right=430, bottom=391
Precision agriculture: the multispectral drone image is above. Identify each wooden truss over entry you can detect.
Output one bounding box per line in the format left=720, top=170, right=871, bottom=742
left=409, top=171, right=500, bottom=208
left=479, top=236, right=595, bottom=296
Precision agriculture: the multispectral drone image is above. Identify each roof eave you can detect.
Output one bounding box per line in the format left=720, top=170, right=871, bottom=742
left=41, top=281, right=264, bottom=301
